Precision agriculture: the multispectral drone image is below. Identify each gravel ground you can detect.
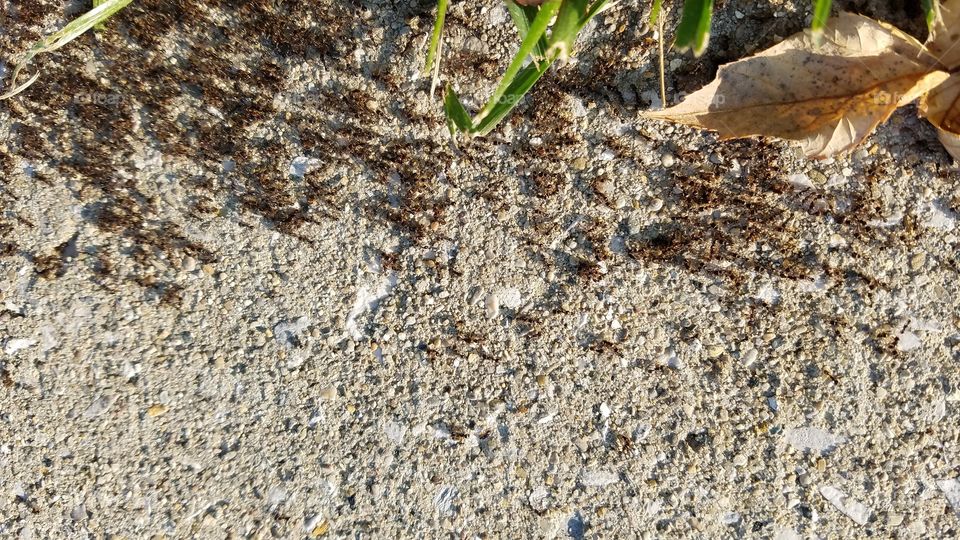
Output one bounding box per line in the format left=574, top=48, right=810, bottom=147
left=1, top=0, right=959, bottom=538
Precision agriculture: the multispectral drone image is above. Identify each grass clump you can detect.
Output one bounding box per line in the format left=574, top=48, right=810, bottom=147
left=425, top=0, right=944, bottom=139
left=427, top=0, right=614, bottom=139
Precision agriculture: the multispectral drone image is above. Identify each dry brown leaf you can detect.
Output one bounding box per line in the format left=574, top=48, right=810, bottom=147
left=646, top=13, right=950, bottom=158
left=925, top=0, right=960, bottom=69
left=920, top=3, right=960, bottom=161
left=935, top=128, right=960, bottom=159
left=919, top=74, right=960, bottom=131
left=919, top=74, right=960, bottom=159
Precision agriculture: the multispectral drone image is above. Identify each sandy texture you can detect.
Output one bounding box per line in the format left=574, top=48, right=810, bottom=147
left=1, top=0, right=959, bottom=538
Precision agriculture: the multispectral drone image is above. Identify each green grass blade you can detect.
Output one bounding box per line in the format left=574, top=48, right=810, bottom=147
left=475, top=60, right=555, bottom=135
left=578, top=0, right=616, bottom=33
left=443, top=86, right=474, bottom=137
left=922, top=0, right=938, bottom=30
left=0, top=73, right=42, bottom=100
left=548, top=0, right=590, bottom=60
left=550, top=0, right=615, bottom=57
left=1, top=0, right=133, bottom=100
left=476, top=0, right=561, bottom=122
left=648, top=0, right=663, bottom=26
left=811, top=0, right=832, bottom=41
left=505, top=0, right=548, bottom=59
left=29, top=0, right=133, bottom=54
left=423, top=0, right=450, bottom=77
left=674, top=0, right=713, bottom=57
left=438, top=0, right=614, bottom=138
left=94, top=0, right=110, bottom=31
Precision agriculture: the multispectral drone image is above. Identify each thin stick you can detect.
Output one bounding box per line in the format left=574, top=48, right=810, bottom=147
left=658, top=14, right=666, bottom=107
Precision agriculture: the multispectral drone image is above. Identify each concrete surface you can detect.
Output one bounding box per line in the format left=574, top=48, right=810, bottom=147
left=1, top=0, right=959, bottom=537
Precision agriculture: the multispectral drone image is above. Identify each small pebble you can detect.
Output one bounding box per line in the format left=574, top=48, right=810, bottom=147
left=660, top=153, right=676, bottom=168
left=707, top=345, right=725, bottom=358
left=310, top=519, right=330, bottom=537
left=910, top=252, right=925, bottom=270
left=484, top=293, right=499, bottom=319
left=147, top=404, right=168, bottom=417
left=808, top=170, right=827, bottom=184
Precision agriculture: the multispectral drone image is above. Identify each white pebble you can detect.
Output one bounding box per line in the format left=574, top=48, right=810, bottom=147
left=3, top=338, right=36, bottom=355
left=742, top=348, right=759, bottom=367
left=784, top=427, right=847, bottom=454
left=819, top=485, right=872, bottom=525
left=937, top=478, right=960, bottom=514
left=484, top=293, right=499, bottom=319
left=897, top=331, right=921, bottom=352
